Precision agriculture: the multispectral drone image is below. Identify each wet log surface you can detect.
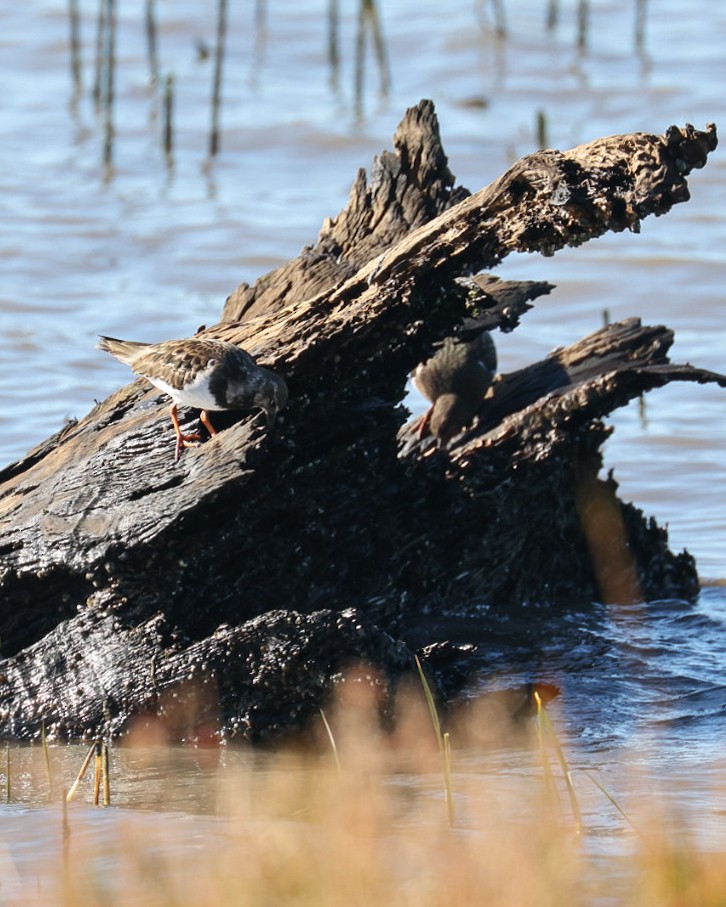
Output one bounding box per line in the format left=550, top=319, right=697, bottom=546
left=0, top=101, right=721, bottom=742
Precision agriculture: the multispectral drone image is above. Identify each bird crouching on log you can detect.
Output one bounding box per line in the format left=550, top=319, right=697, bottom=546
left=97, top=336, right=288, bottom=462
left=412, top=332, right=497, bottom=448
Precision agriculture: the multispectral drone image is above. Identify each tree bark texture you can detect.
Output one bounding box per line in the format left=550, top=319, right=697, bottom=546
left=0, top=100, right=720, bottom=741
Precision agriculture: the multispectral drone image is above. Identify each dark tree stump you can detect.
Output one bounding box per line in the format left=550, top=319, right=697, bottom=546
left=0, top=101, right=720, bottom=742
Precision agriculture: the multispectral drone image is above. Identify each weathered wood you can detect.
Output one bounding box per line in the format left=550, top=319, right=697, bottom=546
left=0, top=606, right=415, bottom=742
left=0, top=101, right=720, bottom=741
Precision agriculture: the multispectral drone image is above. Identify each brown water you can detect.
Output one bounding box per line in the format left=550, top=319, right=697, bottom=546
left=1, top=0, right=726, bottom=897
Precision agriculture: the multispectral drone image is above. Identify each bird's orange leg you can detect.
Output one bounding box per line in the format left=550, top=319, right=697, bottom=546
left=169, top=404, right=202, bottom=462
left=199, top=410, right=218, bottom=437
left=417, top=406, right=433, bottom=439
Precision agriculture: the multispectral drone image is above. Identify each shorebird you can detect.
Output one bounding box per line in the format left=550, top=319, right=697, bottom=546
left=97, top=335, right=288, bottom=462
left=412, top=332, right=497, bottom=447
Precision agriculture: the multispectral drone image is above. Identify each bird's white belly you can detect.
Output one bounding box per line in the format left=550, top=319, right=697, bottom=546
left=150, top=369, right=221, bottom=410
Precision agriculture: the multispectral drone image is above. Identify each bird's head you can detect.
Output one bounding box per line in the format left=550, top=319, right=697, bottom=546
left=255, top=369, right=289, bottom=428
left=430, top=392, right=478, bottom=448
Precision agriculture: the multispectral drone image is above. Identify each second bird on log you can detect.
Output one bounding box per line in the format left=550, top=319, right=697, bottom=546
left=97, top=336, right=288, bottom=462
left=413, top=332, right=497, bottom=447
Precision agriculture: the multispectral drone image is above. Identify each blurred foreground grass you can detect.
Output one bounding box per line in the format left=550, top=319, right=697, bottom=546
left=2, top=673, right=726, bottom=906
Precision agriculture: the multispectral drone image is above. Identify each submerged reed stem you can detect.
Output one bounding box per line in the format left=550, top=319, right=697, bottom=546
left=354, top=0, right=390, bottom=119
left=102, top=741, right=111, bottom=807
left=535, top=691, right=582, bottom=834
left=546, top=0, right=560, bottom=30
left=92, top=0, right=108, bottom=107
left=163, top=73, right=174, bottom=159
left=61, top=788, right=71, bottom=873
left=577, top=0, right=589, bottom=51
left=536, top=109, right=548, bottom=150
left=68, top=0, right=83, bottom=97
left=209, top=0, right=228, bottom=157
left=582, top=768, right=638, bottom=833
left=327, top=0, right=340, bottom=91
left=145, top=0, right=160, bottom=86
left=102, top=0, right=117, bottom=171
left=635, top=0, right=648, bottom=51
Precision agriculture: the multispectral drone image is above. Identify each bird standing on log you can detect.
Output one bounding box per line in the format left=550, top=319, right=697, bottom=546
left=412, top=332, right=497, bottom=447
left=97, top=336, right=288, bottom=462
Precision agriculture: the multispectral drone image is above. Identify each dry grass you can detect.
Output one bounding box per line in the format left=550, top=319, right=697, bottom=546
left=3, top=676, right=726, bottom=906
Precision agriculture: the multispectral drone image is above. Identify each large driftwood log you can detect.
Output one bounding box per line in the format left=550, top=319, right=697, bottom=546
left=0, top=101, right=720, bottom=742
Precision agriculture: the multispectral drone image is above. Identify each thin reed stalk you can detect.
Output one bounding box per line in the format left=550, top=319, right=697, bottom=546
left=92, top=0, right=108, bottom=107
left=68, top=0, right=83, bottom=96
left=476, top=0, right=507, bottom=37
left=366, top=0, right=390, bottom=96
left=102, top=0, right=116, bottom=171
left=93, top=742, right=102, bottom=806
left=442, top=731, right=454, bottom=827
left=489, top=0, right=507, bottom=37
left=4, top=745, right=9, bottom=802
left=66, top=741, right=97, bottom=802
left=102, top=741, right=111, bottom=807
left=145, top=0, right=160, bottom=86
left=535, top=691, right=582, bottom=834
left=354, top=0, right=390, bottom=118
left=536, top=110, right=548, bottom=150
left=42, top=719, right=53, bottom=798
left=354, top=2, right=367, bottom=119
left=546, top=0, right=560, bottom=30
left=415, top=655, right=455, bottom=826
left=319, top=709, right=342, bottom=772
left=61, top=789, right=71, bottom=875
left=252, top=0, right=267, bottom=82
left=327, top=0, right=340, bottom=92
left=582, top=769, right=638, bottom=833
left=163, top=73, right=174, bottom=159
left=577, top=0, right=589, bottom=51
left=638, top=393, right=648, bottom=429
left=209, top=0, right=228, bottom=157
left=634, top=0, right=647, bottom=51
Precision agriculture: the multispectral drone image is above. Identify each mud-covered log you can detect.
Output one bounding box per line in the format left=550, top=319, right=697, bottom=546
left=0, top=100, right=720, bottom=741
left=0, top=606, right=414, bottom=742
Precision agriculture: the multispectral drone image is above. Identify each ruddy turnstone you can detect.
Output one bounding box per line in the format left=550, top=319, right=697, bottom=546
left=412, top=332, right=497, bottom=447
left=97, top=335, right=288, bottom=461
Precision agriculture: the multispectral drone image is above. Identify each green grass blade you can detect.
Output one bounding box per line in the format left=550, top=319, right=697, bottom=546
left=42, top=719, right=53, bottom=798
left=535, top=691, right=582, bottom=834
left=415, top=655, right=454, bottom=826
left=319, top=709, right=342, bottom=773
left=414, top=655, right=443, bottom=747
left=581, top=769, right=638, bottom=834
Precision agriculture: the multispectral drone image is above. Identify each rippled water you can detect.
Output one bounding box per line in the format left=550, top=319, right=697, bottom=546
left=1, top=0, right=725, bottom=891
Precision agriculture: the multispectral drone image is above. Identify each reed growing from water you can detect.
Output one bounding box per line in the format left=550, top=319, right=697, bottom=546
left=209, top=0, right=228, bottom=157
left=68, top=0, right=83, bottom=97
left=415, top=655, right=455, bottom=826
left=145, top=0, right=159, bottom=87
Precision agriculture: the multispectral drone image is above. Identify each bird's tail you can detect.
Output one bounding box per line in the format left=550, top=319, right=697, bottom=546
left=97, top=335, right=150, bottom=365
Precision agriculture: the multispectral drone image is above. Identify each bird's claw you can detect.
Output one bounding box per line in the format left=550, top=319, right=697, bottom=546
left=174, top=433, right=203, bottom=462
